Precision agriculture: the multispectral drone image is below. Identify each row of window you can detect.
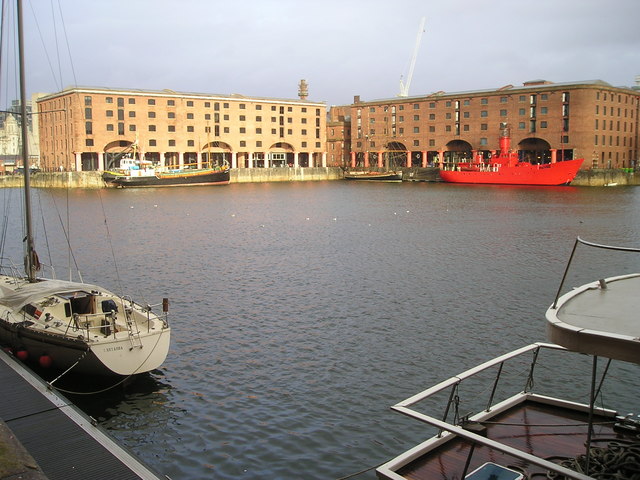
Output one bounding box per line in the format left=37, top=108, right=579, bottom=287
left=363, top=120, right=569, bottom=139
left=595, top=119, right=635, bottom=132
left=85, top=108, right=320, bottom=125
left=594, top=135, right=636, bottom=147
left=363, top=93, right=567, bottom=115
left=85, top=121, right=321, bottom=138
left=595, top=105, right=635, bottom=117
left=85, top=95, right=322, bottom=115
left=595, top=91, right=636, bottom=103
left=84, top=138, right=322, bottom=149
left=367, top=107, right=557, bottom=124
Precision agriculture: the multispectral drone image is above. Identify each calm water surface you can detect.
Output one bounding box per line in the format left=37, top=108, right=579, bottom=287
left=2, top=182, right=640, bottom=479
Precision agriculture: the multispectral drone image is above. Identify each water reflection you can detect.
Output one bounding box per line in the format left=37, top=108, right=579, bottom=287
left=2, top=183, right=640, bottom=479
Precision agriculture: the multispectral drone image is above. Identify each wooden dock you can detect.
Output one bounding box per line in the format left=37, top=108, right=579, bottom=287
left=0, top=349, right=165, bottom=480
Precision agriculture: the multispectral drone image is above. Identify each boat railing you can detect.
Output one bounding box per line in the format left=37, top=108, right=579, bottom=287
left=0, top=257, right=58, bottom=282
left=0, top=257, right=25, bottom=282
left=551, top=236, right=640, bottom=309
left=389, top=342, right=598, bottom=480
left=66, top=311, right=117, bottom=339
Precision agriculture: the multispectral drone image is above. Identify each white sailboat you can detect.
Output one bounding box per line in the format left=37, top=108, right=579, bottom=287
left=0, top=0, right=171, bottom=377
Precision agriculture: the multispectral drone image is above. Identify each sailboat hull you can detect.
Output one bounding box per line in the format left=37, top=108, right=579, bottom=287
left=0, top=276, right=171, bottom=376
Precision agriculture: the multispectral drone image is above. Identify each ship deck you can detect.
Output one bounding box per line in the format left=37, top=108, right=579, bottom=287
left=0, top=349, right=164, bottom=480
left=547, top=273, right=640, bottom=364
left=381, top=398, right=634, bottom=480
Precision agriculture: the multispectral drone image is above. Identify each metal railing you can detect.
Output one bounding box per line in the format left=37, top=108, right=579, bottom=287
left=389, top=343, right=601, bottom=480
left=552, top=236, right=640, bottom=309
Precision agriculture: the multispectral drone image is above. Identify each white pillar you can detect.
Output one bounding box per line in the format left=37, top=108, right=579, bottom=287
left=179, top=152, right=184, bottom=169
left=197, top=152, right=202, bottom=169
left=159, top=152, right=166, bottom=168
left=74, top=152, right=82, bottom=171
left=294, top=152, right=299, bottom=168
left=322, top=152, right=327, bottom=168
left=231, top=152, right=237, bottom=169
left=308, top=153, right=314, bottom=168
left=98, top=152, right=104, bottom=171
left=248, top=152, right=254, bottom=169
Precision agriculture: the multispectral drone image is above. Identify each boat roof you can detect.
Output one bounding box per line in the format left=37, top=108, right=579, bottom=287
left=0, top=278, right=108, bottom=310
left=546, top=273, right=640, bottom=364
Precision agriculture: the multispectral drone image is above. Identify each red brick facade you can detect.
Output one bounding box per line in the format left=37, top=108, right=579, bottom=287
left=333, top=80, right=640, bottom=170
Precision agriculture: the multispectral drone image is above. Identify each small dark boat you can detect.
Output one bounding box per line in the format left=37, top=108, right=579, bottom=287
left=344, top=171, right=403, bottom=182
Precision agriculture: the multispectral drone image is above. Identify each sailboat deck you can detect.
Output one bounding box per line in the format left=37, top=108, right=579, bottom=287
left=384, top=399, right=634, bottom=480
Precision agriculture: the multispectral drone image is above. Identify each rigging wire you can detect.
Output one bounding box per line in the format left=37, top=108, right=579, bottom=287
left=26, top=0, right=60, bottom=90
left=54, top=0, right=77, bottom=87
left=47, top=191, right=83, bottom=282
left=96, top=189, right=124, bottom=296
left=36, top=189, right=53, bottom=271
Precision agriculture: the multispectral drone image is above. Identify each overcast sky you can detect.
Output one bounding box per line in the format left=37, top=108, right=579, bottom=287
left=13, top=0, right=640, bottom=106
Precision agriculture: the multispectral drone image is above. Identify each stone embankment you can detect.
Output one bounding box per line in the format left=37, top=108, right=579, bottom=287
left=0, top=167, right=636, bottom=188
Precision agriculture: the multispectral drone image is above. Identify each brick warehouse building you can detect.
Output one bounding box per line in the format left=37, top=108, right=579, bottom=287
left=36, top=86, right=327, bottom=172
left=337, top=79, right=640, bottom=170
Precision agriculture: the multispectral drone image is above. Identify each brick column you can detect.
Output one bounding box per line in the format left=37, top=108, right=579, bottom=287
left=350, top=151, right=356, bottom=168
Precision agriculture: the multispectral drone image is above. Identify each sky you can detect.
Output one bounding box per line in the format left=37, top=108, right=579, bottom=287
left=9, top=0, right=640, bottom=107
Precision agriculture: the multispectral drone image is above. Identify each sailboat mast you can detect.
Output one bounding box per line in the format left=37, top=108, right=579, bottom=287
left=16, top=0, right=37, bottom=282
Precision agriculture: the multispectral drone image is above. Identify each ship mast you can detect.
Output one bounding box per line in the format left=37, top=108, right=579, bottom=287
left=17, top=0, right=38, bottom=282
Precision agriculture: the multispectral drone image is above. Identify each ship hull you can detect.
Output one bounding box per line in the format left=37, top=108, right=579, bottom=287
left=106, top=169, right=230, bottom=188
left=344, top=171, right=403, bottom=182
left=439, top=158, right=583, bottom=186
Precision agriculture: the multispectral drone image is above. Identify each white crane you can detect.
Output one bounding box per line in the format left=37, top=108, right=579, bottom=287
left=398, top=17, right=426, bottom=97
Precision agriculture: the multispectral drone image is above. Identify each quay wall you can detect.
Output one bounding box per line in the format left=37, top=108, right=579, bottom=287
left=0, top=167, right=637, bottom=188
left=231, top=167, right=343, bottom=183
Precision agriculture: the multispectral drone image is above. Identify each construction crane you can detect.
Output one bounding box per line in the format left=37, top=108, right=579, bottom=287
left=398, top=17, right=426, bottom=97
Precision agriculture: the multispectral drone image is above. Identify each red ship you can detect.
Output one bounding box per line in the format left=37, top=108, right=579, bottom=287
left=439, top=127, right=583, bottom=185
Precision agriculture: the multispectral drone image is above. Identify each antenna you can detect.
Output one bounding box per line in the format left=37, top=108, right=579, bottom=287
left=399, top=17, right=426, bottom=97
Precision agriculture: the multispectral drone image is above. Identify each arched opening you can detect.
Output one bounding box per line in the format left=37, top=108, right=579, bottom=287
left=518, top=137, right=552, bottom=164
left=386, top=141, right=407, bottom=168
left=103, top=140, right=135, bottom=170
left=202, top=141, right=232, bottom=167
left=267, top=142, right=295, bottom=168
left=445, top=140, right=473, bottom=163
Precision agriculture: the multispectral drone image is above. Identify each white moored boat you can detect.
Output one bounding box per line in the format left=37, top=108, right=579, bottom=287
left=377, top=237, right=640, bottom=480
left=0, top=0, right=171, bottom=378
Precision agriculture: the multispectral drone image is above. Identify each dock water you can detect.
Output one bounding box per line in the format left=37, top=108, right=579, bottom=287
left=0, top=349, right=165, bottom=480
